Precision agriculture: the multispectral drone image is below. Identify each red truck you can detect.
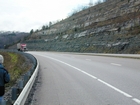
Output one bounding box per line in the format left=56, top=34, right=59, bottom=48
left=17, top=43, right=27, bottom=51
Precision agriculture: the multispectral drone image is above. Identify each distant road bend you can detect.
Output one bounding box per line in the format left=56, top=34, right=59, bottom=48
left=28, top=51, right=140, bottom=105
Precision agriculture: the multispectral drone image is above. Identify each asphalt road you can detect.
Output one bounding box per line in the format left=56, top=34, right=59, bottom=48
left=28, top=51, right=140, bottom=105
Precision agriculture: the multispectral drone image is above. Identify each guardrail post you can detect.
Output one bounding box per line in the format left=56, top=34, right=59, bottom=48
left=18, top=80, right=24, bottom=93
left=18, top=80, right=24, bottom=89
left=27, top=71, right=31, bottom=78
left=11, top=88, right=18, bottom=101
left=23, top=74, right=29, bottom=86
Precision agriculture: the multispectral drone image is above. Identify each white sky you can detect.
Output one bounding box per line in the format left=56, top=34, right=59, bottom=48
left=0, top=0, right=99, bottom=32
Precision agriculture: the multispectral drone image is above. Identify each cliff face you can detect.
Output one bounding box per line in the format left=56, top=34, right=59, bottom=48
left=26, top=0, right=140, bottom=53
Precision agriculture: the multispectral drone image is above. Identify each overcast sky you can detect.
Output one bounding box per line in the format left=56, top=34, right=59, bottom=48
left=0, top=0, right=99, bottom=32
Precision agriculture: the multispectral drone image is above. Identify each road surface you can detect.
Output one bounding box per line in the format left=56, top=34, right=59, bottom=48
left=28, top=51, right=140, bottom=105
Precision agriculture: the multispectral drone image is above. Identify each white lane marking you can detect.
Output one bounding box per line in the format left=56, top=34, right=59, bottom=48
left=86, top=59, right=91, bottom=61
left=32, top=53, right=140, bottom=104
left=97, top=79, right=132, bottom=98
left=80, top=71, right=97, bottom=79
left=111, top=63, right=122, bottom=66
left=133, top=98, right=140, bottom=104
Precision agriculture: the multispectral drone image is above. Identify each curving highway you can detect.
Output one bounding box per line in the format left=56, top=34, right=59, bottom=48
left=28, top=51, right=140, bottom=105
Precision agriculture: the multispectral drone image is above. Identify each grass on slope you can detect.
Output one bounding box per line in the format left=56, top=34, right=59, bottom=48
left=0, top=51, right=32, bottom=88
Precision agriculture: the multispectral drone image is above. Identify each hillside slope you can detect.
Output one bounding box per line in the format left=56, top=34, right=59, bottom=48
left=0, top=31, right=29, bottom=49
left=26, top=0, right=140, bottom=53
left=0, top=51, right=32, bottom=90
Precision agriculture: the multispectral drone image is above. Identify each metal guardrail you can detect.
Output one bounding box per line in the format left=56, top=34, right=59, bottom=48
left=0, top=50, right=39, bottom=105
left=13, top=58, right=39, bottom=105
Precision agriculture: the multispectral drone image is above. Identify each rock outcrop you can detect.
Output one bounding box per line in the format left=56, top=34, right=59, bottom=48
left=26, top=0, right=140, bottom=53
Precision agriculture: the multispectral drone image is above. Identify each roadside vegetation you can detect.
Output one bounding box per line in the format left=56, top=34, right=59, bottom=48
left=0, top=51, right=32, bottom=88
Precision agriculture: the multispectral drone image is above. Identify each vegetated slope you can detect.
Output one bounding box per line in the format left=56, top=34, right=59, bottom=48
left=0, top=31, right=29, bottom=49
left=27, top=0, right=140, bottom=53
left=0, top=51, right=32, bottom=90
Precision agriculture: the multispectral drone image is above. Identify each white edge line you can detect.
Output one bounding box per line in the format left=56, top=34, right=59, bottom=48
left=133, top=98, right=140, bottom=104
left=97, top=79, right=132, bottom=98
